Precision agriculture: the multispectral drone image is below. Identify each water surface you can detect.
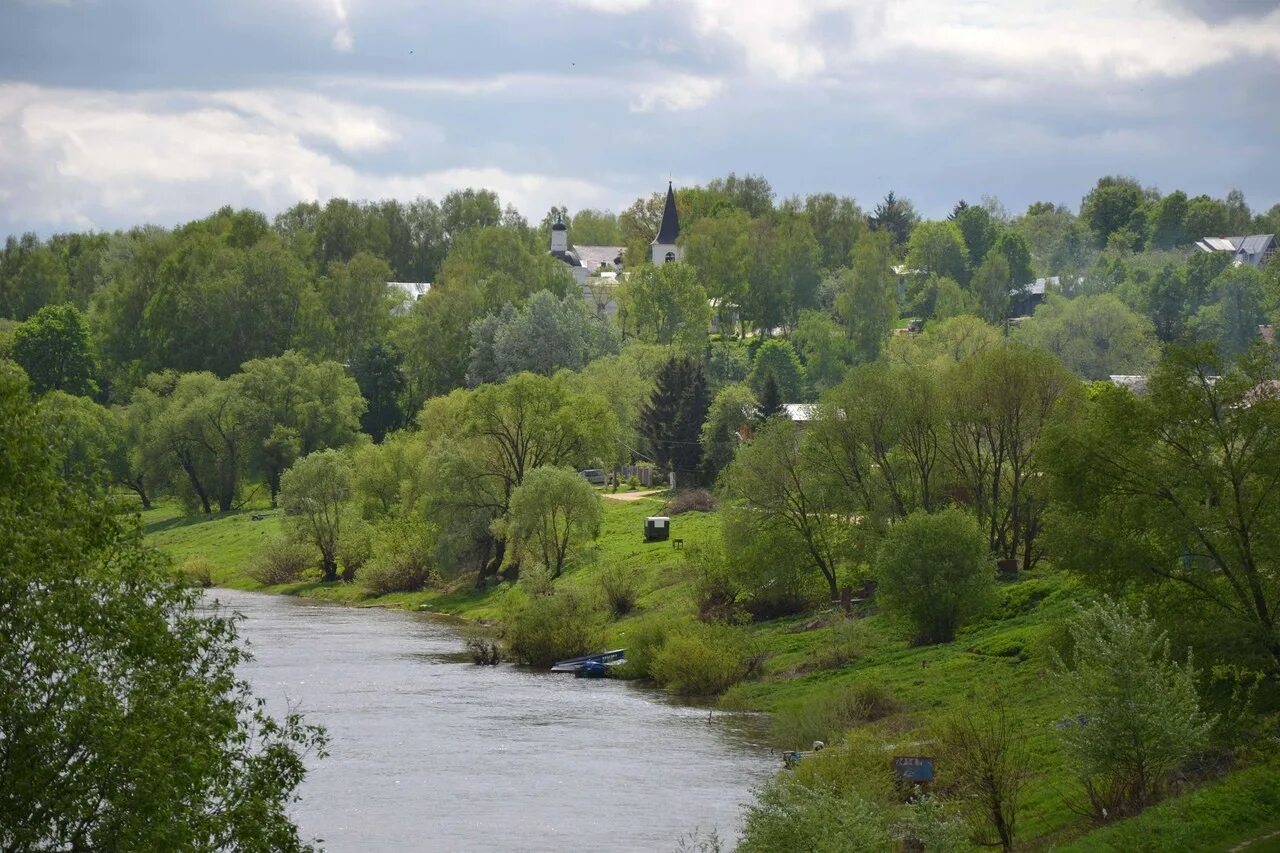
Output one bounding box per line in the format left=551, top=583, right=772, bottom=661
left=208, top=588, right=774, bottom=851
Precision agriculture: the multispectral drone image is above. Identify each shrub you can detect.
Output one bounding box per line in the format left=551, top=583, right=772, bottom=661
left=649, top=623, right=761, bottom=697
left=248, top=537, right=312, bottom=586
left=359, top=520, right=435, bottom=595
left=664, top=488, right=716, bottom=515
left=875, top=507, right=993, bottom=644
left=685, top=542, right=742, bottom=623
left=598, top=565, right=640, bottom=617
left=1055, top=597, right=1215, bottom=820
left=806, top=617, right=875, bottom=671
left=770, top=682, right=903, bottom=748
left=615, top=615, right=676, bottom=679
left=337, top=521, right=374, bottom=583
left=181, top=555, right=213, bottom=588
left=502, top=588, right=605, bottom=668
left=939, top=698, right=1031, bottom=851
left=465, top=633, right=501, bottom=665
left=739, top=777, right=892, bottom=853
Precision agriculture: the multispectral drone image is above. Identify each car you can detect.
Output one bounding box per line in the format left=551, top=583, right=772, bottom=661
left=579, top=468, right=607, bottom=486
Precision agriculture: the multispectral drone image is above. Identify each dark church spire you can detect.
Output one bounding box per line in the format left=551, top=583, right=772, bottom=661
left=653, top=181, right=680, bottom=244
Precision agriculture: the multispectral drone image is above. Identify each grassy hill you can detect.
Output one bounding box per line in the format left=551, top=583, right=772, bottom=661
left=142, top=494, right=1277, bottom=851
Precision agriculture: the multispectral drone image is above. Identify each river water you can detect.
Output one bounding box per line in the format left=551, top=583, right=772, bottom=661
left=206, top=588, right=776, bottom=852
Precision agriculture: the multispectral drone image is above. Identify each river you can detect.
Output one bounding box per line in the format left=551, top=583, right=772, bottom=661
left=206, top=588, right=776, bottom=852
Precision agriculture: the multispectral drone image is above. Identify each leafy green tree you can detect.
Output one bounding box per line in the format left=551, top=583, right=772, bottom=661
left=994, top=231, right=1034, bottom=290
left=971, top=251, right=1012, bottom=323
left=505, top=466, right=603, bottom=577
left=1013, top=204, right=1094, bottom=282
left=804, top=193, right=865, bottom=270
left=1056, top=599, right=1214, bottom=817
left=943, top=344, right=1077, bottom=568
left=0, top=362, right=324, bottom=851
left=1081, top=176, right=1148, bottom=247
left=0, top=235, right=70, bottom=320
left=722, top=418, right=851, bottom=601
left=757, top=374, right=783, bottom=423
left=435, top=226, right=571, bottom=313
left=1149, top=189, right=1189, bottom=249
left=620, top=262, right=710, bottom=351
left=1014, top=294, right=1160, bottom=379
left=440, top=188, right=503, bottom=241
left=640, top=356, right=709, bottom=485
left=1192, top=265, right=1267, bottom=358
left=889, top=314, right=1001, bottom=369
left=567, top=208, right=623, bottom=246
left=706, top=172, right=775, bottom=217
left=682, top=209, right=751, bottom=324
left=836, top=230, right=897, bottom=363
left=875, top=508, right=993, bottom=644
left=1040, top=345, right=1280, bottom=669
left=467, top=290, right=618, bottom=385
left=351, top=340, right=406, bottom=442
left=280, top=449, right=354, bottom=582
left=932, top=276, right=978, bottom=321
left=11, top=303, right=97, bottom=396
left=749, top=338, right=806, bottom=401
left=792, top=309, right=854, bottom=393
left=700, top=382, right=757, bottom=482
left=317, top=251, right=394, bottom=363
left=906, top=220, right=969, bottom=283
left=398, top=282, right=486, bottom=409
left=952, top=202, right=998, bottom=273
left=35, top=390, right=114, bottom=483
left=1182, top=194, right=1231, bottom=240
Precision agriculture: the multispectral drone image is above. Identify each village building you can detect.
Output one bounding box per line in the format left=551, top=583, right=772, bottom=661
left=388, top=281, right=431, bottom=315
left=1193, top=234, right=1277, bottom=268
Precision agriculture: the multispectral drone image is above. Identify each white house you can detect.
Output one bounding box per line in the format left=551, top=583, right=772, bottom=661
left=1194, top=234, right=1277, bottom=268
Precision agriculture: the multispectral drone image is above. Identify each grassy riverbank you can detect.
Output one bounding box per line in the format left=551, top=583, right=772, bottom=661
left=143, top=496, right=1276, bottom=851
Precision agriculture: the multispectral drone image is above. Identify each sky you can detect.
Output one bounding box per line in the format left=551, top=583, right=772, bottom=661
left=2, top=0, right=1279, bottom=235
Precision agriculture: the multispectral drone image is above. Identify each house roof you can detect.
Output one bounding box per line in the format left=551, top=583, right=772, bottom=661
left=783, top=403, right=819, bottom=422
left=653, top=182, right=680, bottom=244
left=1238, top=234, right=1276, bottom=256
left=1109, top=375, right=1149, bottom=396
left=574, top=245, right=624, bottom=271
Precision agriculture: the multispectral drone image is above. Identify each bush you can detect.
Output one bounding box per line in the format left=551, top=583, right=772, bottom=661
left=359, top=520, right=435, bottom=595
left=805, top=617, right=875, bottom=671
left=615, top=614, right=676, bottom=679
left=739, top=778, right=892, bottom=853
left=664, top=488, right=716, bottom=515
left=248, top=537, right=313, bottom=585
left=685, top=542, right=742, bottom=623
left=502, top=588, right=605, bottom=668
left=875, top=507, right=993, bottom=644
left=597, top=564, right=640, bottom=617
left=338, top=521, right=374, bottom=583
left=181, top=555, right=213, bottom=588
left=770, top=682, right=903, bottom=748
left=649, top=622, right=762, bottom=697
left=723, top=508, right=816, bottom=620
left=465, top=632, right=501, bottom=665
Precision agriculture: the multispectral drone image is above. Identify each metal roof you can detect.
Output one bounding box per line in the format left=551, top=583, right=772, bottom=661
left=574, top=245, right=624, bottom=270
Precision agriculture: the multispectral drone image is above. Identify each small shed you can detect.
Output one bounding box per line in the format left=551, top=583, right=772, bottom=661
left=644, top=516, right=670, bottom=542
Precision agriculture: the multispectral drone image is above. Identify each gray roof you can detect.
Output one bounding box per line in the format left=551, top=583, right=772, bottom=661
left=1238, top=234, right=1276, bottom=256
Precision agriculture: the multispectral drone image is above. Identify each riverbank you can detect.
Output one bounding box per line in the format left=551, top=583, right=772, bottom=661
left=144, top=498, right=1278, bottom=850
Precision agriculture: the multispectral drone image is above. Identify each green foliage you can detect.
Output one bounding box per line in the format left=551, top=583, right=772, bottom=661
left=249, top=536, right=314, bottom=585
left=11, top=303, right=97, bottom=396
left=1056, top=598, right=1215, bottom=818
left=597, top=564, right=640, bottom=617
left=649, top=622, right=761, bottom=697
left=1015, top=293, right=1160, bottom=379
left=769, top=681, right=903, bottom=748
left=906, top=220, right=970, bottom=282
left=875, top=508, right=994, bottom=644
left=738, top=777, right=894, bottom=853
left=836, top=229, right=898, bottom=363
left=0, top=363, right=324, bottom=850
left=620, top=262, right=710, bottom=350
left=505, top=465, right=603, bottom=577
left=1082, top=176, right=1149, bottom=247
left=501, top=587, right=605, bottom=667
left=280, top=449, right=354, bottom=582
left=359, top=518, right=437, bottom=595
left=640, top=356, right=709, bottom=484
left=466, top=289, right=618, bottom=385
left=972, top=250, right=1012, bottom=323
left=939, top=698, right=1032, bottom=850
left=748, top=338, right=806, bottom=402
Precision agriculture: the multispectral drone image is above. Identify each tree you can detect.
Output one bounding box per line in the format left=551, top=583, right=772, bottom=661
left=505, top=466, right=603, bottom=577
left=1040, top=345, right=1280, bottom=669
left=804, top=193, right=865, bottom=270
left=792, top=309, right=854, bottom=393
left=317, top=251, right=394, bottom=363
left=1014, top=294, right=1160, bottom=380
left=11, top=303, right=97, bottom=396
left=280, top=449, right=354, bottom=582
left=1192, top=265, right=1266, bottom=359
left=906, top=221, right=969, bottom=283
left=875, top=508, right=993, bottom=644
left=952, top=202, right=998, bottom=273
left=971, top=252, right=1012, bottom=323
left=994, top=231, right=1033, bottom=290
left=0, top=362, right=324, bottom=850
left=640, top=357, right=710, bottom=485
left=722, top=417, right=852, bottom=601
left=757, top=374, right=783, bottom=423
left=943, top=344, right=1077, bottom=568
left=1055, top=599, right=1213, bottom=818
left=466, top=290, right=618, bottom=385
left=1149, top=190, right=1189, bottom=249
left=700, top=382, right=757, bottom=482
left=620, top=262, right=711, bottom=351
left=440, top=187, right=503, bottom=241
left=352, top=340, right=406, bottom=442
left=0, top=234, right=70, bottom=320
left=749, top=338, right=806, bottom=401
left=940, top=699, right=1031, bottom=851
left=682, top=209, right=751, bottom=323
left=836, top=230, right=897, bottom=363
left=1081, top=176, right=1147, bottom=247
left=868, top=191, right=919, bottom=255
left=35, top=390, right=114, bottom=484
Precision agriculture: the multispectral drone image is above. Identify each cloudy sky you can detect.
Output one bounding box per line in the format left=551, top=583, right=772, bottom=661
left=2, top=0, right=1279, bottom=235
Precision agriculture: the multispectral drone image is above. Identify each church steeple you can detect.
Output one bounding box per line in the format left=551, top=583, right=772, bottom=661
left=651, top=181, right=682, bottom=265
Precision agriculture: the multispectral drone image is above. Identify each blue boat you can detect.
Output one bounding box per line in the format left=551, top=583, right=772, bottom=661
left=550, top=649, right=626, bottom=673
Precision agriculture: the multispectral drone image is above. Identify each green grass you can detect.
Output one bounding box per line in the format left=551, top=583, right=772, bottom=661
left=143, top=494, right=1279, bottom=850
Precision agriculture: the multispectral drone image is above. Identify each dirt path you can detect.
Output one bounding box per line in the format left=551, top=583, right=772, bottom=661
left=603, top=489, right=663, bottom=502
left=1230, top=828, right=1280, bottom=852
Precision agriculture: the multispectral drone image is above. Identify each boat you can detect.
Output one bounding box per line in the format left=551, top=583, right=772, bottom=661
left=550, top=649, right=626, bottom=674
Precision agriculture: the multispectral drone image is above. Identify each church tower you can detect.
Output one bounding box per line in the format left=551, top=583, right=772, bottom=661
left=550, top=212, right=569, bottom=255
left=651, top=181, right=682, bottom=265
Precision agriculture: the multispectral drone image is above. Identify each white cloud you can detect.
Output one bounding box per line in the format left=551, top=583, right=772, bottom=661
left=653, top=0, right=1280, bottom=82
left=564, top=0, right=651, bottom=11
left=0, top=84, right=618, bottom=232
left=629, top=73, right=724, bottom=112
